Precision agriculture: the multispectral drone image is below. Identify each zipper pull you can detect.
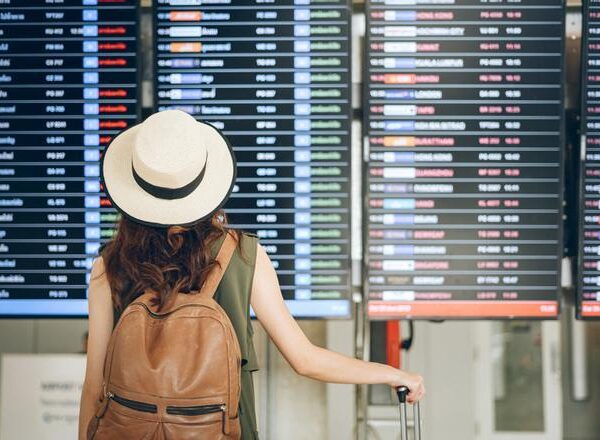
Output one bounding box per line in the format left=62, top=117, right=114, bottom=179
left=95, top=391, right=113, bottom=419
left=221, top=404, right=230, bottom=435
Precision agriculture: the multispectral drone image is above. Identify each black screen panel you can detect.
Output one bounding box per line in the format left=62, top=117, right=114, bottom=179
left=154, top=0, right=353, bottom=318
left=578, top=0, right=600, bottom=319
left=0, top=0, right=139, bottom=317
left=364, top=0, right=564, bottom=319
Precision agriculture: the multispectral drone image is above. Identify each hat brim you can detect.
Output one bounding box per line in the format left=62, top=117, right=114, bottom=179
left=101, top=120, right=236, bottom=228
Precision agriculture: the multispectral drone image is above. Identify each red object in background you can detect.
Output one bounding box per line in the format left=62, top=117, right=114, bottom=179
left=98, top=42, right=127, bottom=51
left=369, top=300, right=558, bottom=318
left=99, top=89, right=128, bottom=98
left=386, top=321, right=401, bottom=369
left=582, top=302, right=600, bottom=317
left=99, top=120, right=128, bottom=129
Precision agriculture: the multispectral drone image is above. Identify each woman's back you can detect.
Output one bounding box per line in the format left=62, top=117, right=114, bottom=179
left=89, top=231, right=260, bottom=440
left=106, top=231, right=260, bottom=440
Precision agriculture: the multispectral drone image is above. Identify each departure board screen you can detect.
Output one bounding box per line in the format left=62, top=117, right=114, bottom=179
left=578, top=0, right=600, bottom=319
left=0, top=1, right=139, bottom=317
left=154, top=0, right=352, bottom=317
left=365, top=0, right=564, bottom=319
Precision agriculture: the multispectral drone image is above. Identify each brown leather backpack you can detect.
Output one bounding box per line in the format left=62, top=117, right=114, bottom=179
left=87, top=232, right=242, bottom=439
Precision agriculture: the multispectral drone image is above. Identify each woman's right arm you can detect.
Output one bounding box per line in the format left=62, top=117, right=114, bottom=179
left=78, top=257, right=114, bottom=440
left=251, top=244, right=425, bottom=403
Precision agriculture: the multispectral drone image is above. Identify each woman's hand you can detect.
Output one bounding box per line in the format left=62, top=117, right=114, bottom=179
left=390, top=370, right=425, bottom=404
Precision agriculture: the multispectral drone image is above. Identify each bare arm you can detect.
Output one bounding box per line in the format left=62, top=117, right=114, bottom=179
left=251, top=245, right=425, bottom=403
left=78, top=257, right=114, bottom=439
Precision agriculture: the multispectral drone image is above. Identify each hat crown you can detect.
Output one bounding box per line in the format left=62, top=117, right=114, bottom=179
left=132, top=110, right=207, bottom=189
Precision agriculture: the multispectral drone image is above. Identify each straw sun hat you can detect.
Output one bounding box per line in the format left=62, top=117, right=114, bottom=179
left=101, top=110, right=236, bottom=227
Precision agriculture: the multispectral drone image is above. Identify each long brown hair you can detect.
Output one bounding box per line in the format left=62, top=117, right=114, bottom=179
left=100, top=210, right=233, bottom=312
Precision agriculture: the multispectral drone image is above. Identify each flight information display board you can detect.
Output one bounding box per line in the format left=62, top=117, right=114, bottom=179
left=578, top=0, right=600, bottom=319
left=154, top=0, right=352, bottom=317
left=365, top=0, right=564, bottom=319
left=0, top=1, right=139, bottom=317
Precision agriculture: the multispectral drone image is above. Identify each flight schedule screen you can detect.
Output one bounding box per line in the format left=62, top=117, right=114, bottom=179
left=0, top=1, right=138, bottom=317
left=579, top=0, right=600, bottom=319
left=365, top=0, right=564, bottom=319
left=154, top=0, right=352, bottom=317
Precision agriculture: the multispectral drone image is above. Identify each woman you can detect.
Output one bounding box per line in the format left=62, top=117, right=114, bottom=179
left=79, top=110, right=424, bottom=439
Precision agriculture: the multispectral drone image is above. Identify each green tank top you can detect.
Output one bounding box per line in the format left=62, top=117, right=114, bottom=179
left=211, top=232, right=260, bottom=440
left=111, top=231, right=260, bottom=440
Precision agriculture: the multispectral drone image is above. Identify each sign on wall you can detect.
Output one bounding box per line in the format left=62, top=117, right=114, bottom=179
left=0, top=354, right=86, bottom=440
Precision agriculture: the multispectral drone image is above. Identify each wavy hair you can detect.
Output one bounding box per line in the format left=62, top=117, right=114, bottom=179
left=100, top=211, right=235, bottom=313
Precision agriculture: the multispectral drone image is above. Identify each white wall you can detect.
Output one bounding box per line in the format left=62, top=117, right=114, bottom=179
left=0, top=320, right=87, bottom=354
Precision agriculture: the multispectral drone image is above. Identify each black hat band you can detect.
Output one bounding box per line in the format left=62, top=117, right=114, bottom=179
left=132, top=158, right=207, bottom=200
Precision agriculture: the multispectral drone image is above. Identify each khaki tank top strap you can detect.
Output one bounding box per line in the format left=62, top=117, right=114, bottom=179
left=199, top=231, right=237, bottom=299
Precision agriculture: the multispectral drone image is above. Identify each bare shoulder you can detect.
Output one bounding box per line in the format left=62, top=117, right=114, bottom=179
left=254, top=243, right=273, bottom=271
left=88, top=256, right=111, bottom=305
left=90, top=255, right=106, bottom=278
left=234, top=230, right=261, bottom=267
left=251, top=244, right=280, bottom=298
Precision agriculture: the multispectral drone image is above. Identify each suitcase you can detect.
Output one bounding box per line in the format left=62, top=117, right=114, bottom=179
left=396, top=386, right=422, bottom=440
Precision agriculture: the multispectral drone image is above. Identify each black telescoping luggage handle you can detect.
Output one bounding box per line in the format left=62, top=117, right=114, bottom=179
left=396, top=386, right=422, bottom=440
left=396, top=386, right=410, bottom=404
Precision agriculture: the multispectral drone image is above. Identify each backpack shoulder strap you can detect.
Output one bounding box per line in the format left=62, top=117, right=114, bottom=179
left=199, top=231, right=237, bottom=299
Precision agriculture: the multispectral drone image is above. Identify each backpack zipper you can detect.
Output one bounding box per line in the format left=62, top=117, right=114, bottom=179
left=106, top=391, right=225, bottom=417
left=107, top=392, right=158, bottom=413
left=166, top=403, right=226, bottom=416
